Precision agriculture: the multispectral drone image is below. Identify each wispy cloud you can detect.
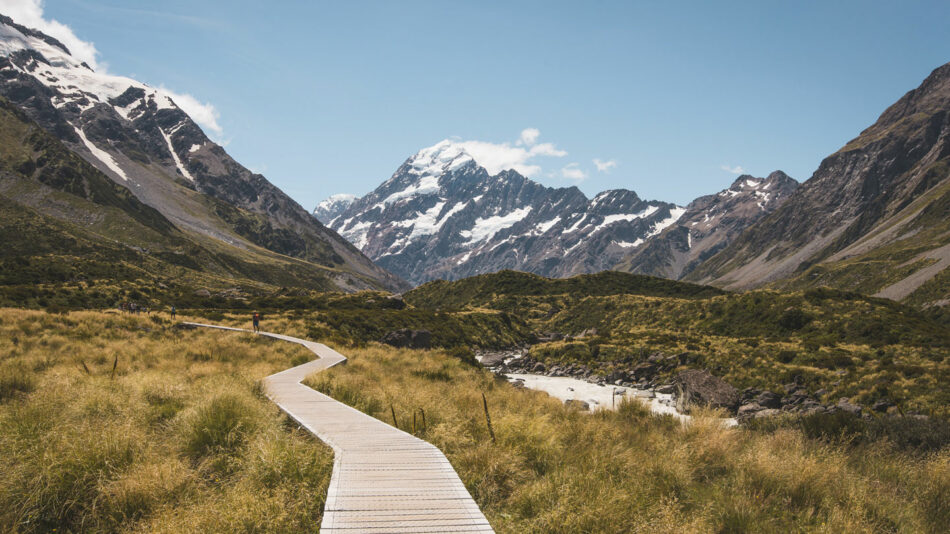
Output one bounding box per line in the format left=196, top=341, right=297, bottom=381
left=159, top=85, right=223, bottom=136
left=517, top=127, right=540, bottom=147
left=561, top=163, right=588, bottom=181
left=453, top=129, right=567, bottom=177
left=720, top=164, right=745, bottom=174
left=593, top=158, right=617, bottom=173
left=2, top=0, right=101, bottom=69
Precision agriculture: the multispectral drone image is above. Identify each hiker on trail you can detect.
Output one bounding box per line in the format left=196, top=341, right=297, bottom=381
left=170, top=306, right=176, bottom=319
left=252, top=312, right=260, bottom=333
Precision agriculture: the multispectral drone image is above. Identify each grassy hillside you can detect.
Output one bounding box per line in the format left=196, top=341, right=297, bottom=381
left=405, top=270, right=726, bottom=311
left=406, top=273, right=950, bottom=418
left=0, top=96, right=397, bottom=294
left=770, top=169, right=950, bottom=306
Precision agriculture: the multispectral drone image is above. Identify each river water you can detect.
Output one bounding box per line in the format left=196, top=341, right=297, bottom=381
left=502, top=372, right=737, bottom=426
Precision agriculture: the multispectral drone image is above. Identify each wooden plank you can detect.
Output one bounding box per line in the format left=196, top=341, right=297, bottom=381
left=184, top=323, right=493, bottom=533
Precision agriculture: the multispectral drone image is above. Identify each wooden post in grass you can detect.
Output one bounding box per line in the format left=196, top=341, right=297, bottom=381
left=482, top=393, right=496, bottom=444
left=111, top=355, right=118, bottom=380
left=390, top=403, right=398, bottom=428
left=412, top=411, right=417, bottom=434
left=420, top=408, right=427, bottom=432
left=80, top=360, right=91, bottom=375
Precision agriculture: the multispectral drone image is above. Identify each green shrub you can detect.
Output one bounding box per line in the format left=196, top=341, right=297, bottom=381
left=748, top=411, right=950, bottom=453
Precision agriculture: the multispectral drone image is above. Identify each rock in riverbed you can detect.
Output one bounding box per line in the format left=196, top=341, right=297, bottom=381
left=674, top=369, right=740, bottom=413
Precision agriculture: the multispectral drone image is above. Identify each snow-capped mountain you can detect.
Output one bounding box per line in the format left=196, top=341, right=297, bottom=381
left=322, top=140, right=685, bottom=285
left=615, top=171, right=798, bottom=279
left=0, top=14, right=405, bottom=292
left=313, top=193, right=356, bottom=224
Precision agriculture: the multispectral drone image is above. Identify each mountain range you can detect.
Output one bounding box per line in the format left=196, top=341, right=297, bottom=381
left=0, top=14, right=406, bottom=293
left=2, top=12, right=947, bottom=308
left=318, top=63, right=950, bottom=307
left=687, top=62, right=950, bottom=307
left=320, top=140, right=798, bottom=285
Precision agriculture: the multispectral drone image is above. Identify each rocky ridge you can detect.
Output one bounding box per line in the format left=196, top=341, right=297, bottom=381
left=616, top=171, right=798, bottom=279
left=688, top=62, right=950, bottom=304
left=323, top=140, right=686, bottom=285
left=0, top=14, right=405, bottom=292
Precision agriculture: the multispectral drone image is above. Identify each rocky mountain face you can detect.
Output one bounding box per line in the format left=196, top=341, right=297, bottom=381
left=324, top=140, right=685, bottom=285
left=0, top=14, right=405, bottom=292
left=687, top=62, right=950, bottom=306
left=615, top=171, right=798, bottom=279
left=313, top=193, right=356, bottom=224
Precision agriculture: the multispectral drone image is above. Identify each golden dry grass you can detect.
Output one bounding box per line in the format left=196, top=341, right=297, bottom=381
left=306, top=343, right=950, bottom=533
left=0, top=308, right=332, bottom=533
left=2, top=307, right=948, bottom=533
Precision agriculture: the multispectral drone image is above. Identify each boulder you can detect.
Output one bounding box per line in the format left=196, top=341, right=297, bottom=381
left=565, top=399, right=590, bottom=411
left=632, top=362, right=658, bottom=379
left=755, top=390, right=782, bottom=409
left=741, top=387, right=762, bottom=404
left=754, top=409, right=782, bottom=419
left=478, top=352, right=508, bottom=368
left=737, top=402, right=765, bottom=422
left=380, top=329, right=412, bottom=348
left=655, top=384, right=676, bottom=395
left=836, top=398, right=863, bottom=415
left=193, top=288, right=211, bottom=298
left=410, top=330, right=432, bottom=349
left=380, top=329, right=432, bottom=349
left=674, top=369, right=740, bottom=413
left=606, top=369, right=626, bottom=383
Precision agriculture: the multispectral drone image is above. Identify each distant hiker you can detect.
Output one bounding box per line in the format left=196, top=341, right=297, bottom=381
left=252, top=312, right=260, bottom=333
left=170, top=306, right=176, bottom=319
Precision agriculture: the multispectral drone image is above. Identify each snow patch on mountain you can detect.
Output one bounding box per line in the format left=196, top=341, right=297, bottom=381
left=160, top=128, right=194, bottom=181
left=72, top=125, right=128, bottom=181
left=395, top=201, right=458, bottom=240
left=462, top=206, right=532, bottom=243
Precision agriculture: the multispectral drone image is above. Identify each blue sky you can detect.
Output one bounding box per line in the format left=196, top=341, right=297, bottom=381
left=10, top=0, right=950, bottom=207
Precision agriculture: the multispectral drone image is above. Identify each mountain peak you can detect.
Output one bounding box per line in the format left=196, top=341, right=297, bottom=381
left=313, top=193, right=357, bottom=224
left=729, top=175, right=764, bottom=190
left=406, top=140, right=477, bottom=179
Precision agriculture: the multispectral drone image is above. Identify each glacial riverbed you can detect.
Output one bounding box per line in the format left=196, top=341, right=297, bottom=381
left=502, top=371, right=737, bottom=426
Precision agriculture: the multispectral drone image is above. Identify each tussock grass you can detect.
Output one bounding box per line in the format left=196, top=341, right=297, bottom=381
left=3, top=305, right=947, bottom=532
left=0, top=308, right=332, bottom=533
left=307, top=343, right=950, bottom=533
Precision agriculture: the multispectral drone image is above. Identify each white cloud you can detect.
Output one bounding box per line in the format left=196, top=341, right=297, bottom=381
left=720, top=164, right=745, bottom=174
left=593, top=158, right=617, bottom=173
left=517, top=127, right=540, bottom=147
left=159, top=86, right=223, bottom=135
left=561, top=163, right=588, bottom=181
left=453, top=129, right=567, bottom=177
left=1, top=0, right=101, bottom=70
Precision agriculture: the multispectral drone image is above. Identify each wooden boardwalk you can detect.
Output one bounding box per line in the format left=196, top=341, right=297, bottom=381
left=184, top=323, right=494, bottom=533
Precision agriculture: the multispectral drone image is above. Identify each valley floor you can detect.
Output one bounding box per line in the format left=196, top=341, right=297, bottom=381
left=1, top=308, right=948, bottom=533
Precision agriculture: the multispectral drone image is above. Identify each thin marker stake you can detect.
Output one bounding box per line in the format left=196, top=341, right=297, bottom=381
left=482, top=393, right=496, bottom=444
